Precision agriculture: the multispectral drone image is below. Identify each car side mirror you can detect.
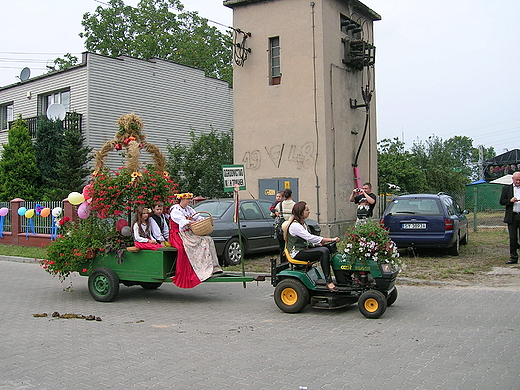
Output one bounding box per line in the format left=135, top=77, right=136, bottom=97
left=463, top=210, right=469, bottom=214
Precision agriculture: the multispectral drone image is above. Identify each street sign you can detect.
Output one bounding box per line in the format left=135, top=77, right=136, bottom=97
left=222, top=165, right=246, bottom=192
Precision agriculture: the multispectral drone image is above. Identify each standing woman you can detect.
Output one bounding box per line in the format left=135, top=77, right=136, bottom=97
left=273, top=188, right=295, bottom=261
left=285, top=201, right=340, bottom=292
left=169, top=193, right=222, bottom=288
left=274, top=188, right=296, bottom=220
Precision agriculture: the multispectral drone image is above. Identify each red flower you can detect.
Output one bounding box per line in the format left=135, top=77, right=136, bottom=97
left=82, top=268, right=88, bottom=273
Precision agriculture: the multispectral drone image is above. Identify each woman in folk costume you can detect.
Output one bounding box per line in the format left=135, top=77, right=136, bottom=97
left=132, top=205, right=164, bottom=250
left=169, top=192, right=222, bottom=288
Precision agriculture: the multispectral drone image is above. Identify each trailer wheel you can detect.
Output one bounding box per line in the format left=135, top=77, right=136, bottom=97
left=274, top=278, right=309, bottom=313
left=387, top=287, right=398, bottom=307
left=358, top=290, right=387, bottom=319
left=88, top=267, right=119, bottom=302
left=140, top=282, right=162, bottom=290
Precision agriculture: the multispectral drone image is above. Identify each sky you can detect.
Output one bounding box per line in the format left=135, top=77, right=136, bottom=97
left=1, top=0, right=519, bottom=155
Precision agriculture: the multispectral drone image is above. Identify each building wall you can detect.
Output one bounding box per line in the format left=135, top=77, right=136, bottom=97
left=228, top=0, right=379, bottom=235
left=0, top=52, right=234, bottom=172
left=84, top=53, right=234, bottom=169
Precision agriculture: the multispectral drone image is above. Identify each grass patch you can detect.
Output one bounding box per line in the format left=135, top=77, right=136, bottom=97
left=0, top=245, right=47, bottom=260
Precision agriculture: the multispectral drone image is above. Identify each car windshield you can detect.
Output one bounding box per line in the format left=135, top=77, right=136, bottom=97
left=193, top=201, right=231, bottom=218
left=387, top=198, right=442, bottom=216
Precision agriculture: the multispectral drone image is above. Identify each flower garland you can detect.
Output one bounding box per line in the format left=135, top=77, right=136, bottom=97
left=89, top=166, right=177, bottom=219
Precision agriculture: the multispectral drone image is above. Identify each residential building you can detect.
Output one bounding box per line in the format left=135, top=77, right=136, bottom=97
left=0, top=52, right=233, bottom=170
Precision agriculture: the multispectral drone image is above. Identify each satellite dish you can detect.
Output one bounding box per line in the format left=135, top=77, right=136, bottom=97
left=46, top=103, right=66, bottom=120
left=19, top=67, right=31, bottom=81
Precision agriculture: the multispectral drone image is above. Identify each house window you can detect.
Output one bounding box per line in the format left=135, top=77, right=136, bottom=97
left=269, top=36, right=281, bottom=85
left=40, top=90, right=70, bottom=115
left=0, top=103, right=13, bottom=130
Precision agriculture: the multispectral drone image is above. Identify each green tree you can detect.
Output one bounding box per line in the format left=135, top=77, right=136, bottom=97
left=50, top=53, right=79, bottom=71
left=0, top=117, right=40, bottom=201
left=411, top=136, right=471, bottom=195
left=377, top=138, right=426, bottom=194
left=166, top=129, right=233, bottom=198
left=378, top=136, right=496, bottom=196
left=79, top=0, right=233, bottom=85
left=34, top=117, right=63, bottom=196
left=48, top=113, right=93, bottom=200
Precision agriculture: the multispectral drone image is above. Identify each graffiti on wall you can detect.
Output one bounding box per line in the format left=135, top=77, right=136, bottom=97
left=242, top=150, right=261, bottom=170
left=243, top=142, right=315, bottom=170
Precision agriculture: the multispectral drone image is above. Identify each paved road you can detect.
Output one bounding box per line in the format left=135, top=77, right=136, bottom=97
left=1, top=259, right=519, bottom=390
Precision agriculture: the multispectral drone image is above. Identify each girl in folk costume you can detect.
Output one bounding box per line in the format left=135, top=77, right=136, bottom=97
left=169, top=192, right=222, bottom=288
left=132, top=205, right=164, bottom=250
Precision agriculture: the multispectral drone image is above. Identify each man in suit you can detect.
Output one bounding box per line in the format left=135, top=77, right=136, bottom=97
left=499, top=171, right=520, bottom=264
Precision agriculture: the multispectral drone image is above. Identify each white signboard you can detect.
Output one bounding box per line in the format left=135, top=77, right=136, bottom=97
left=222, top=165, right=246, bottom=192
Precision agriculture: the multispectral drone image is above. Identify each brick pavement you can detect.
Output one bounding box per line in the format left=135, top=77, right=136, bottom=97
left=0, top=259, right=519, bottom=390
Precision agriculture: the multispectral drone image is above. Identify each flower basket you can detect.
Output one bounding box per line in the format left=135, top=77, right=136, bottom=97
left=339, top=220, right=403, bottom=270
left=190, top=212, right=213, bottom=236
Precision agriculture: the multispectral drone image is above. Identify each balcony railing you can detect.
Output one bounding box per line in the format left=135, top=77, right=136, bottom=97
left=8, top=113, right=83, bottom=138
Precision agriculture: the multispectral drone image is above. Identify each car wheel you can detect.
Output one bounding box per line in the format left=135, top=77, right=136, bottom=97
left=224, top=237, right=242, bottom=266
left=448, top=233, right=460, bottom=256
left=386, top=287, right=398, bottom=307
left=358, top=290, right=387, bottom=319
left=88, top=267, right=119, bottom=302
left=460, top=231, right=468, bottom=245
left=274, top=278, right=310, bottom=313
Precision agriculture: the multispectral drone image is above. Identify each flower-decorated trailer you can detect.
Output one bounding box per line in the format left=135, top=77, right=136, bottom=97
left=271, top=221, right=402, bottom=319
left=42, top=114, right=263, bottom=302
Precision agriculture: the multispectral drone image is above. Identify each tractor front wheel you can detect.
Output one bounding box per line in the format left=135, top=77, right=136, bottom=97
left=387, top=287, right=398, bottom=307
left=358, top=290, right=387, bottom=319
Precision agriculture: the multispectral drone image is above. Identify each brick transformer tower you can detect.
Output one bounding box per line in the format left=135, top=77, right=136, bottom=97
left=224, top=0, right=380, bottom=236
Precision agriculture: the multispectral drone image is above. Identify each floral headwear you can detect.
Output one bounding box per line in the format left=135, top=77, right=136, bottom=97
left=175, top=192, right=194, bottom=199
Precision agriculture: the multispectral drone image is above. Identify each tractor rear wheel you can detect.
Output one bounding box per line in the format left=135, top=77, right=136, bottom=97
left=274, top=279, right=309, bottom=313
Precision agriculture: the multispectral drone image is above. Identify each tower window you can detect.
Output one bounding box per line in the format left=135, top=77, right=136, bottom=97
left=269, top=36, right=281, bottom=85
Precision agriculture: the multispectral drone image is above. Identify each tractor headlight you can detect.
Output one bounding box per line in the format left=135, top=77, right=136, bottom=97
left=380, top=263, right=395, bottom=274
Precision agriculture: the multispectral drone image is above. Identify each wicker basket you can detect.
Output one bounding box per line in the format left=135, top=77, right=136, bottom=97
left=190, top=211, right=214, bottom=236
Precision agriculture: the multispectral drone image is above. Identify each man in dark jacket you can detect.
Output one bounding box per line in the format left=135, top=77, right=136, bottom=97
left=499, top=171, right=520, bottom=264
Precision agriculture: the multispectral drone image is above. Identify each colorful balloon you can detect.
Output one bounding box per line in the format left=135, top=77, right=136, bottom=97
left=24, top=209, right=35, bottom=218
left=51, top=207, right=62, bottom=217
left=18, top=207, right=27, bottom=216
left=0, top=207, right=8, bottom=217
left=40, top=208, right=51, bottom=218
left=115, top=219, right=128, bottom=232
left=68, top=191, right=85, bottom=206
left=77, top=201, right=91, bottom=219
left=82, top=184, right=93, bottom=201
left=121, top=226, right=132, bottom=237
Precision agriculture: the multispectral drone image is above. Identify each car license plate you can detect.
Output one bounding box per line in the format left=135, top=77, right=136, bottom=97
left=402, top=223, right=426, bottom=229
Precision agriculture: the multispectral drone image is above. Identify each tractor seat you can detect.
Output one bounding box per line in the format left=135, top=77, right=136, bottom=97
left=284, top=248, right=318, bottom=270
